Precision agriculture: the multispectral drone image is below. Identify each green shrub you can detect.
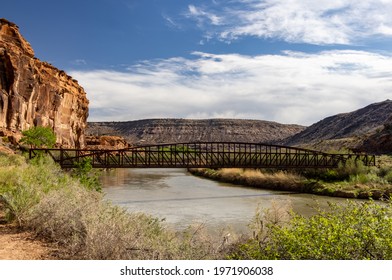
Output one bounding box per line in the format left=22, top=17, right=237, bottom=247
left=384, top=170, right=392, bottom=184
left=301, top=158, right=370, bottom=182
left=339, top=158, right=367, bottom=178
left=71, top=158, right=102, bottom=192
left=0, top=154, right=73, bottom=224
left=229, top=200, right=392, bottom=260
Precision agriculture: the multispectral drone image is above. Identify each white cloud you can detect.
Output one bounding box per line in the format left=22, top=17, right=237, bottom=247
left=162, top=13, right=182, bottom=29
left=186, top=4, right=223, bottom=27
left=70, top=50, right=392, bottom=125
left=186, top=0, right=392, bottom=45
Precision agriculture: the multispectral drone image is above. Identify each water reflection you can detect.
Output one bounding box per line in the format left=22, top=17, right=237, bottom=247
left=101, top=168, right=347, bottom=232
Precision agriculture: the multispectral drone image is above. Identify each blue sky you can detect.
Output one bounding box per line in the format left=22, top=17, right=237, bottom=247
left=3, top=0, right=392, bottom=125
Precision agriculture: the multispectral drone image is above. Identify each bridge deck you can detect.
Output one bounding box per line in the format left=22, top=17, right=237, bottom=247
left=29, top=142, right=376, bottom=169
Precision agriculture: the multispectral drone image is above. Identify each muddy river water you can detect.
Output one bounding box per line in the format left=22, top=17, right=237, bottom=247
left=101, top=168, right=349, bottom=232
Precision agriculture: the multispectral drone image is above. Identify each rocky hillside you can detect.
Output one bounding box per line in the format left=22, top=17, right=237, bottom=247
left=0, top=18, right=89, bottom=147
left=283, top=100, right=392, bottom=152
left=87, top=119, right=305, bottom=145
left=357, top=115, right=392, bottom=154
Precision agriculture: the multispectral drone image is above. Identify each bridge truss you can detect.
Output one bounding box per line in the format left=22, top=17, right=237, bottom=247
left=29, top=142, right=376, bottom=169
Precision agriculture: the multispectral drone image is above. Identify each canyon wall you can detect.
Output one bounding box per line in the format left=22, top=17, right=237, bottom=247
left=0, top=18, right=88, bottom=147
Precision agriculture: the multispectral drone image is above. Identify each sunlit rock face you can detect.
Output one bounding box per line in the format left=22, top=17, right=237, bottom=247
left=0, top=18, right=89, bottom=148
left=85, top=135, right=130, bottom=150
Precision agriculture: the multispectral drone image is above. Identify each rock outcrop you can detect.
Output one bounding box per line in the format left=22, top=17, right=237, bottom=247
left=85, top=135, right=130, bottom=150
left=87, top=119, right=305, bottom=145
left=0, top=18, right=89, bottom=147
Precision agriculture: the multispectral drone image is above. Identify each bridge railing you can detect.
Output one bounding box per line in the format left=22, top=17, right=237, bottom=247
left=28, top=142, right=376, bottom=169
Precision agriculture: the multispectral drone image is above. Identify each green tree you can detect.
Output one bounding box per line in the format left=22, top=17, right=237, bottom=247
left=20, top=126, right=56, bottom=148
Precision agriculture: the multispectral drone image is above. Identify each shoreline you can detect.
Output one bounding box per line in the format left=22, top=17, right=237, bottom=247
left=188, top=168, right=392, bottom=200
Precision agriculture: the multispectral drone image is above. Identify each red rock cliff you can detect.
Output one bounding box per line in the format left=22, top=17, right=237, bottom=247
left=0, top=18, right=88, bottom=148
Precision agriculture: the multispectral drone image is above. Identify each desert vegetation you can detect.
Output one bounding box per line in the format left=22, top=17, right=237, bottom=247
left=0, top=153, right=230, bottom=259
left=227, top=199, right=392, bottom=260
left=189, top=155, right=392, bottom=200
left=1, top=151, right=392, bottom=260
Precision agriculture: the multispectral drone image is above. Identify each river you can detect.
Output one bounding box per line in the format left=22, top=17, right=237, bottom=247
left=101, top=168, right=348, bottom=232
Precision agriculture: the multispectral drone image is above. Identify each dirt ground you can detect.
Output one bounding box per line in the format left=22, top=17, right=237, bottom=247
left=0, top=210, right=57, bottom=260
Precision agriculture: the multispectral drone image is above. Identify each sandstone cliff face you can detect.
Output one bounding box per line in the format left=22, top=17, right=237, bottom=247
left=0, top=18, right=88, bottom=147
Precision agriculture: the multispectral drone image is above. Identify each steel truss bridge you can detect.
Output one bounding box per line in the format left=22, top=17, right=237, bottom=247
left=28, top=142, right=376, bottom=169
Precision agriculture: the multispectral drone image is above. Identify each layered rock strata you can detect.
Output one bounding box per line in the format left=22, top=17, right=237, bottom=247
left=87, top=119, right=305, bottom=145
left=0, top=18, right=89, bottom=147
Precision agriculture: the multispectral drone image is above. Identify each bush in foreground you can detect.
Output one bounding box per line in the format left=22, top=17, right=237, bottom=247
left=0, top=153, right=228, bottom=259
left=229, top=200, right=392, bottom=260
left=27, top=183, right=228, bottom=259
left=0, top=154, right=72, bottom=224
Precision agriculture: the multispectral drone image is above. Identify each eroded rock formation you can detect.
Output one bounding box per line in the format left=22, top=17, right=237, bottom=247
left=0, top=18, right=88, bottom=147
left=85, top=135, right=130, bottom=150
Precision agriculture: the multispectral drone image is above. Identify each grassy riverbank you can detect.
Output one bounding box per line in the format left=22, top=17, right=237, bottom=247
left=189, top=156, right=392, bottom=200
left=2, top=152, right=392, bottom=260
left=0, top=153, right=231, bottom=259
left=188, top=161, right=392, bottom=259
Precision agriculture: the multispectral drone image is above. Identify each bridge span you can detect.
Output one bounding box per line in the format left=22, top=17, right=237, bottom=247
left=29, top=142, right=376, bottom=169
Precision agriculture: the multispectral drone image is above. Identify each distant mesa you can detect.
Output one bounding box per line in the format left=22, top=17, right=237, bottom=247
left=87, top=118, right=306, bottom=146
